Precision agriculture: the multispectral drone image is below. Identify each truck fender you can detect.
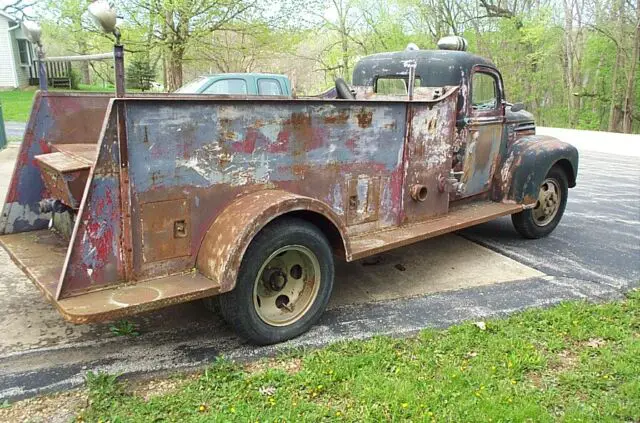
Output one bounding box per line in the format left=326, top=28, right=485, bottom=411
left=493, top=135, right=579, bottom=205
left=196, top=189, right=349, bottom=293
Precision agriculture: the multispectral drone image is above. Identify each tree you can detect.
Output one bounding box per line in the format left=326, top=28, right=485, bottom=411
left=122, top=0, right=258, bottom=91
left=2, top=0, right=35, bottom=20
left=126, top=55, right=156, bottom=90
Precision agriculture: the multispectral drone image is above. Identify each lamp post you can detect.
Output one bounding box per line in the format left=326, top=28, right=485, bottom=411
left=88, top=1, right=125, bottom=97
left=22, top=21, right=47, bottom=92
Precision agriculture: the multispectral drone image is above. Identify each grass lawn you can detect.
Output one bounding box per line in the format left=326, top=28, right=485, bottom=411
left=0, top=89, right=35, bottom=122
left=36, top=290, right=632, bottom=422
left=0, top=85, right=117, bottom=123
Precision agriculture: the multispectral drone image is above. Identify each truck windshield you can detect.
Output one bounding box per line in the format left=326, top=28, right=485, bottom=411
left=175, top=77, right=210, bottom=93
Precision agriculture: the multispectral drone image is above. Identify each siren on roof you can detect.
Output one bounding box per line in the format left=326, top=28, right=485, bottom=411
left=406, top=43, right=420, bottom=51
left=437, top=36, right=468, bottom=51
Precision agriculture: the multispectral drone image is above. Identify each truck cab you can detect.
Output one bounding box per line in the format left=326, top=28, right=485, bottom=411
left=343, top=39, right=551, bottom=203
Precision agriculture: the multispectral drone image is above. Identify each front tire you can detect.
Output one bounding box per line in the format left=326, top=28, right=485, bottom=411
left=218, top=217, right=334, bottom=345
left=512, top=165, right=569, bottom=239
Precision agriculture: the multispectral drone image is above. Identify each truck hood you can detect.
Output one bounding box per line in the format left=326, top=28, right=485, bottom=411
left=506, top=106, right=535, bottom=134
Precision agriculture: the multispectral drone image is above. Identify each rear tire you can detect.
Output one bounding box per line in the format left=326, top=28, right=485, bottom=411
left=218, top=217, right=334, bottom=345
left=512, top=166, right=568, bottom=239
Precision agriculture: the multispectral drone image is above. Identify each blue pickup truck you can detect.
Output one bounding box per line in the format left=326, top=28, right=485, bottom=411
left=175, top=73, right=293, bottom=97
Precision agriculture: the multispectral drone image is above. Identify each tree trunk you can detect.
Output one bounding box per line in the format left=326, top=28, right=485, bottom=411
left=608, top=0, right=625, bottom=132
left=167, top=46, right=184, bottom=92
left=622, top=3, right=640, bottom=133
left=563, top=0, right=577, bottom=127
left=78, top=39, right=91, bottom=85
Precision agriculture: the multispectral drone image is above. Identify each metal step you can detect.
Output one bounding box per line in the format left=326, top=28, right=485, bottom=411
left=0, top=229, right=221, bottom=324
left=350, top=202, right=522, bottom=260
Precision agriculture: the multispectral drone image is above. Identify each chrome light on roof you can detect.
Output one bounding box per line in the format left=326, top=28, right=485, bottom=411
left=88, top=1, right=118, bottom=34
left=22, top=21, right=42, bottom=46
left=437, top=36, right=468, bottom=51
left=406, top=43, right=420, bottom=51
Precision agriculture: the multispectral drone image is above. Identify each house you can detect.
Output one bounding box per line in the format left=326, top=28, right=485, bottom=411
left=0, top=11, right=34, bottom=89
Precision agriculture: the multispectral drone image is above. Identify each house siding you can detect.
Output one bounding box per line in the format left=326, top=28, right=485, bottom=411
left=0, top=16, right=17, bottom=88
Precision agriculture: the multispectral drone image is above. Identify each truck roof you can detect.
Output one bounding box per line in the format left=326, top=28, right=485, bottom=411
left=352, top=49, right=496, bottom=87
left=201, top=73, right=288, bottom=79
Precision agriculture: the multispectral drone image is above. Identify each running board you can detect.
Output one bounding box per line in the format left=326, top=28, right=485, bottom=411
left=350, top=202, right=523, bottom=260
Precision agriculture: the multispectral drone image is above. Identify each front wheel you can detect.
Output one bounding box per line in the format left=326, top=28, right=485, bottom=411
left=511, top=166, right=569, bottom=239
left=217, top=217, right=334, bottom=345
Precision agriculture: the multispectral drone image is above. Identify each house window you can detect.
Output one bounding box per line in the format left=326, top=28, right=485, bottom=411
left=17, top=39, right=31, bottom=65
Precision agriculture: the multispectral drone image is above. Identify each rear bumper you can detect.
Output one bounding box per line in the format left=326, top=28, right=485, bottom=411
left=0, top=229, right=221, bottom=323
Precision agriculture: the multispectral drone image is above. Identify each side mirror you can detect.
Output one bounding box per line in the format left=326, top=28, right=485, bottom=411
left=511, top=102, right=525, bottom=113
left=88, top=1, right=118, bottom=35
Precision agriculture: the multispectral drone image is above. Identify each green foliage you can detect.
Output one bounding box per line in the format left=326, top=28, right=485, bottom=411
left=79, top=291, right=640, bottom=422
left=126, top=56, right=156, bottom=91
left=68, top=67, right=81, bottom=90
left=32, top=0, right=640, bottom=132
left=109, top=319, right=140, bottom=337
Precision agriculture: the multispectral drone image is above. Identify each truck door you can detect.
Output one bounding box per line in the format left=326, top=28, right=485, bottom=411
left=460, top=67, right=504, bottom=197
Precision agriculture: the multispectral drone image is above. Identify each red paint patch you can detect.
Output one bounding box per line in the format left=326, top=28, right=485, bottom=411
left=309, top=127, right=328, bottom=150
left=269, top=131, right=290, bottom=153
left=345, top=137, right=357, bottom=151
left=234, top=129, right=258, bottom=153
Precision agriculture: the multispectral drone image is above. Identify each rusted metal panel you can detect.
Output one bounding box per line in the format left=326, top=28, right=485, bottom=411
left=52, top=143, right=99, bottom=163
left=461, top=122, right=503, bottom=195
left=141, top=198, right=191, bottom=263
left=57, top=271, right=220, bottom=323
left=351, top=201, right=522, bottom=260
left=492, top=135, right=579, bottom=205
left=0, top=229, right=67, bottom=301
left=197, top=189, right=348, bottom=292
left=0, top=93, right=111, bottom=235
left=346, top=176, right=380, bottom=225
left=402, top=91, right=458, bottom=223
left=0, top=92, right=52, bottom=234
left=35, top=152, right=91, bottom=208
left=116, top=103, right=134, bottom=281
left=57, top=105, right=124, bottom=299
left=124, top=99, right=407, bottom=280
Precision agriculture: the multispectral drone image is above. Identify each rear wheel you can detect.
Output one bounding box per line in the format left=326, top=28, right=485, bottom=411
left=217, top=217, right=334, bottom=345
left=512, top=166, right=568, bottom=239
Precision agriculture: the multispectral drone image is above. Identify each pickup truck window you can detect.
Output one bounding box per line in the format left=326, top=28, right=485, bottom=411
left=174, top=76, right=209, bottom=93
left=472, top=73, right=497, bottom=111
left=375, top=77, right=421, bottom=95
left=203, top=79, right=248, bottom=95
left=258, top=78, right=283, bottom=95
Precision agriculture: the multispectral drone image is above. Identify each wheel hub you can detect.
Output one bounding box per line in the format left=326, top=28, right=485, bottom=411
left=533, top=178, right=561, bottom=227
left=252, top=245, right=321, bottom=326
left=262, top=268, right=288, bottom=291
